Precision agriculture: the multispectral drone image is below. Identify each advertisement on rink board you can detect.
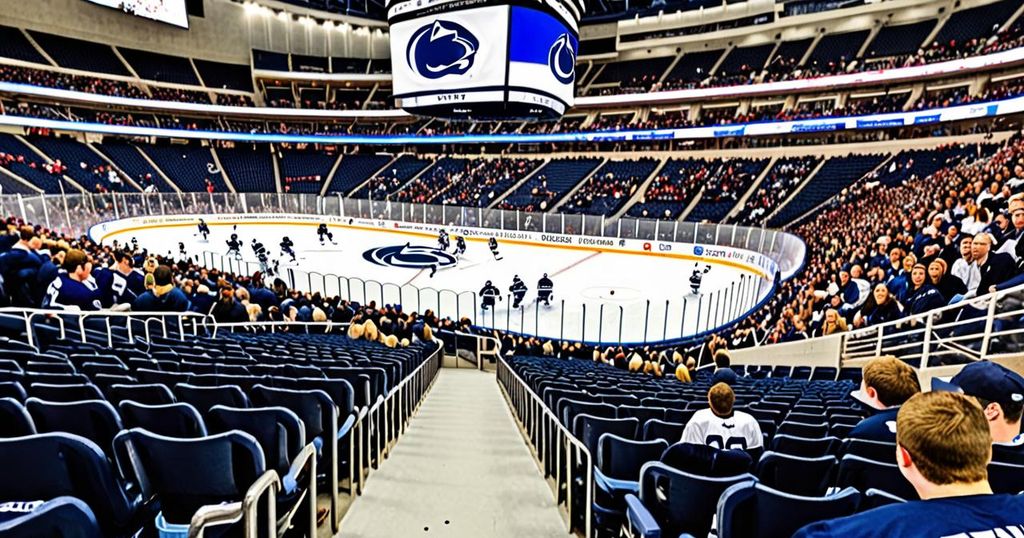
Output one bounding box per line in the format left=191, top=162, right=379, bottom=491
left=90, top=213, right=780, bottom=279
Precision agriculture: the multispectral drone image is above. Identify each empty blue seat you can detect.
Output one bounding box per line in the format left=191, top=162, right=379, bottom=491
left=113, top=428, right=264, bottom=529
left=107, top=384, right=176, bottom=406
left=593, top=434, right=669, bottom=531
left=988, top=461, right=1024, bottom=494
left=778, top=421, right=829, bottom=438
left=0, top=496, right=102, bottom=538
left=756, top=451, right=837, bottom=496
left=770, top=434, right=840, bottom=458
left=0, top=397, right=35, bottom=438
left=29, top=383, right=103, bottom=403
left=660, top=442, right=753, bottom=476
left=836, top=454, right=918, bottom=500
left=839, top=438, right=896, bottom=463
left=642, top=419, right=685, bottom=443
left=118, top=401, right=206, bottom=438
left=174, top=383, right=250, bottom=413
left=0, top=381, right=27, bottom=401
left=624, top=461, right=754, bottom=538
left=0, top=433, right=139, bottom=535
left=25, top=398, right=122, bottom=458
left=717, top=481, right=861, bottom=538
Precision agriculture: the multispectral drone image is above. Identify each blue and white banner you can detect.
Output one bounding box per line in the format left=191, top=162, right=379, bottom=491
left=389, top=5, right=509, bottom=101
left=507, top=6, right=578, bottom=110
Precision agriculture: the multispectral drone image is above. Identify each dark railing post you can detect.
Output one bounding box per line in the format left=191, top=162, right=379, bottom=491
left=581, top=304, right=587, bottom=343
left=696, top=295, right=703, bottom=334
left=619, top=305, right=625, bottom=345
left=729, top=282, right=735, bottom=320
left=663, top=300, right=669, bottom=341
left=642, top=300, right=650, bottom=344
left=680, top=298, right=687, bottom=339
left=598, top=304, right=605, bottom=343
left=560, top=300, right=566, bottom=342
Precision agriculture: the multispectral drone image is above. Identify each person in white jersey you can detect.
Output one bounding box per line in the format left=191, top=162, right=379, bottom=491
left=681, top=382, right=763, bottom=451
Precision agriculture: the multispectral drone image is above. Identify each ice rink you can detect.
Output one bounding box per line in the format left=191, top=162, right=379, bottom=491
left=101, top=219, right=771, bottom=344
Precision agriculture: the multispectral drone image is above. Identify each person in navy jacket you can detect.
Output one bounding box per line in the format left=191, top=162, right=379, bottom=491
left=796, top=391, right=1024, bottom=537
left=42, top=249, right=101, bottom=312
left=848, top=357, right=921, bottom=443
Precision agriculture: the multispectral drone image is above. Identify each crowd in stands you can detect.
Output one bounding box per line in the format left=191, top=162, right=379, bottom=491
left=0, top=64, right=145, bottom=99
left=434, top=158, right=539, bottom=207
left=740, top=137, right=1024, bottom=348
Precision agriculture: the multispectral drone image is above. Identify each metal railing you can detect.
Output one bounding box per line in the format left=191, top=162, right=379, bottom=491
left=841, top=282, right=1024, bottom=369
left=496, top=353, right=594, bottom=538
left=2, top=309, right=443, bottom=537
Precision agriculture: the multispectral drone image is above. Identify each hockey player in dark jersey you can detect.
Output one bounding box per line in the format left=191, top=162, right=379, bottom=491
left=196, top=219, right=210, bottom=241
left=690, top=263, right=711, bottom=295
left=488, top=237, right=502, bottom=260
left=453, top=236, right=467, bottom=259
left=226, top=234, right=242, bottom=259
left=317, top=223, right=336, bottom=245
left=480, top=280, right=501, bottom=310
left=178, top=242, right=187, bottom=258
left=537, top=273, right=554, bottom=306
left=251, top=238, right=267, bottom=259
left=280, top=236, right=297, bottom=262
left=438, top=229, right=450, bottom=251
left=510, top=275, right=528, bottom=308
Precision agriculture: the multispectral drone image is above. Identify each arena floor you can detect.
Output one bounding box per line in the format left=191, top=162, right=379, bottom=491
left=105, top=219, right=761, bottom=344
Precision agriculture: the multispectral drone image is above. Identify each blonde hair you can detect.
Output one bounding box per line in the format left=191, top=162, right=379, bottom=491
left=362, top=319, right=379, bottom=342
left=312, top=307, right=327, bottom=322
left=347, top=323, right=365, bottom=340
left=400, top=338, right=410, bottom=348
left=675, top=364, right=692, bottom=383
left=245, top=303, right=262, bottom=322
left=628, top=354, right=643, bottom=372
left=384, top=334, right=398, bottom=348
left=897, top=391, right=991, bottom=485
left=421, top=324, right=433, bottom=342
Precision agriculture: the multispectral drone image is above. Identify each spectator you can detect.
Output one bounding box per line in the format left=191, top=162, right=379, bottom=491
left=42, top=249, right=101, bottom=311
left=927, top=258, right=966, bottom=303
left=132, top=265, right=191, bottom=312
left=795, top=391, right=1024, bottom=538
left=681, top=382, right=763, bottom=452
left=903, top=264, right=946, bottom=315
left=848, top=357, right=921, bottom=442
left=970, top=232, right=1017, bottom=297
left=0, top=226, right=43, bottom=307
left=814, top=308, right=848, bottom=337
left=933, top=361, right=1024, bottom=463
left=711, top=349, right=738, bottom=385
left=853, top=283, right=904, bottom=328
left=210, top=286, right=248, bottom=323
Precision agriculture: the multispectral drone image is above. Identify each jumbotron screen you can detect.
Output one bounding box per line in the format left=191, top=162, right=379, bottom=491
left=388, top=0, right=583, bottom=120
left=83, top=0, right=189, bottom=29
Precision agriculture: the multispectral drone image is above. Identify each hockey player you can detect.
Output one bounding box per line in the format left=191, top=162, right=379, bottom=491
left=280, top=236, right=297, bottom=262
left=178, top=242, right=187, bottom=258
left=453, top=236, right=467, bottom=259
left=480, top=280, right=501, bottom=310
left=488, top=237, right=502, bottom=260
left=196, top=219, right=210, bottom=241
left=510, top=275, right=528, bottom=308
left=317, top=223, right=336, bottom=245
left=690, top=263, right=711, bottom=295
left=251, top=238, right=267, bottom=259
left=438, top=229, right=450, bottom=251
left=537, top=273, right=554, bottom=306
left=226, top=234, right=242, bottom=259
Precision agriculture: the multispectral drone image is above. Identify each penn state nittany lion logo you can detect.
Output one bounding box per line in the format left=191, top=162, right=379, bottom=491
left=363, top=244, right=457, bottom=269
left=548, top=33, right=576, bottom=85
left=407, top=20, right=479, bottom=79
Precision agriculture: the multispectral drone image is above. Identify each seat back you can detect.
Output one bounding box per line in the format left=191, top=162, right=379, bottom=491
left=756, top=451, right=837, bottom=496
left=0, top=397, right=35, bottom=438
left=0, top=496, right=102, bottom=538
left=174, top=384, right=250, bottom=413
left=29, top=383, right=103, bottom=403
left=250, top=384, right=334, bottom=445
left=642, top=419, right=685, bottom=443
left=0, top=433, right=137, bottom=534
left=118, top=401, right=206, bottom=438
left=777, top=421, right=828, bottom=438
left=114, top=428, right=265, bottom=525
left=207, top=405, right=305, bottom=477
left=597, top=434, right=667, bottom=481
left=574, top=414, right=639, bottom=456
left=637, top=461, right=753, bottom=538
left=717, top=481, right=861, bottom=538
left=988, top=461, right=1024, bottom=494
left=836, top=454, right=918, bottom=500
left=0, top=381, right=27, bottom=402
left=839, top=438, right=896, bottom=462
left=25, top=398, right=122, bottom=458
left=771, top=434, right=840, bottom=458
left=107, top=384, right=176, bottom=406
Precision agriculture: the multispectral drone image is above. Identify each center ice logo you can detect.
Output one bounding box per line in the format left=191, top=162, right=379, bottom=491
left=363, top=244, right=457, bottom=269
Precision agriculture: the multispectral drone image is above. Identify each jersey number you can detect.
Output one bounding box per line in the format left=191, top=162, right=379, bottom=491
left=705, top=435, right=748, bottom=450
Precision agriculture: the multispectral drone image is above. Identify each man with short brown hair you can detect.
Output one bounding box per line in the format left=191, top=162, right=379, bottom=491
left=849, top=356, right=921, bottom=442
left=795, top=391, right=1024, bottom=537
left=681, top=382, right=762, bottom=451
